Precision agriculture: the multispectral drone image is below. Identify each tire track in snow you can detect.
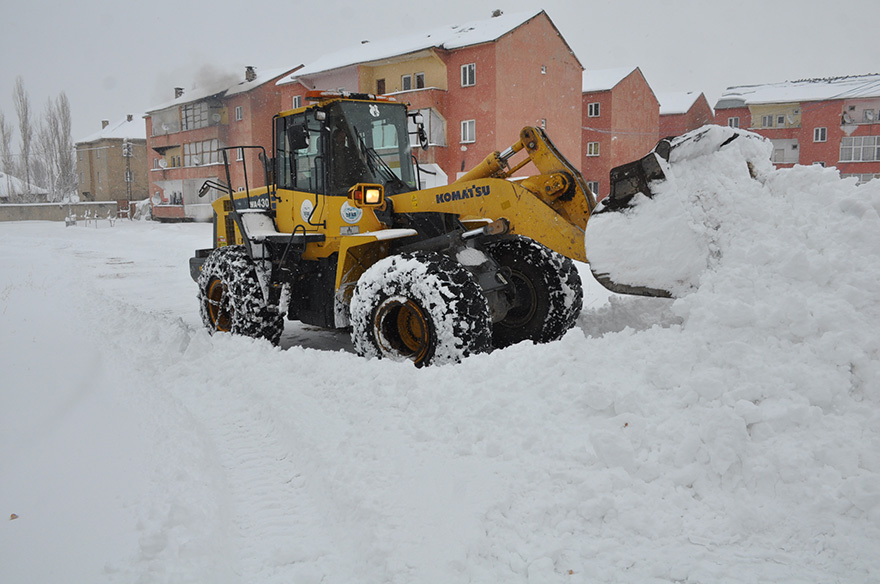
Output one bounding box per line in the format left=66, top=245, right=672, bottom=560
left=91, top=294, right=373, bottom=582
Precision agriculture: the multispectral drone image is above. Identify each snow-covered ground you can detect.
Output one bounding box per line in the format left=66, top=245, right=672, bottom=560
left=2, top=137, right=880, bottom=582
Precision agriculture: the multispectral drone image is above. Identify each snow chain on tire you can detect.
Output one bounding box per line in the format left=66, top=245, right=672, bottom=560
left=197, top=245, right=284, bottom=345
left=484, top=236, right=583, bottom=348
left=349, top=252, right=492, bottom=367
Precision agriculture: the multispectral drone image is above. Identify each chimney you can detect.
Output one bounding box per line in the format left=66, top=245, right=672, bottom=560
left=175, top=87, right=184, bottom=99
left=245, top=66, right=256, bottom=82
left=127, top=114, right=133, bottom=122
left=102, top=120, right=109, bottom=129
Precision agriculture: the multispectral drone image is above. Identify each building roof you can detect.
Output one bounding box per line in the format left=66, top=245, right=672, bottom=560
left=77, top=115, right=146, bottom=144
left=716, top=74, right=880, bottom=108
left=146, top=66, right=302, bottom=114
left=657, top=91, right=705, bottom=115
left=581, top=67, right=639, bottom=93
left=0, top=172, right=48, bottom=198
left=277, top=10, right=546, bottom=84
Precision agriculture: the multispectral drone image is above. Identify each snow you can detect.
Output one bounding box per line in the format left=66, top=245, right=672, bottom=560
left=582, top=67, right=638, bottom=93
left=717, top=73, right=880, bottom=107
left=657, top=91, right=702, bottom=116
left=2, top=132, right=880, bottom=581
left=0, top=172, right=49, bottom=198
left=77, top=114, right=146, bottom=144
left=277, top=10, right=543, bottom=84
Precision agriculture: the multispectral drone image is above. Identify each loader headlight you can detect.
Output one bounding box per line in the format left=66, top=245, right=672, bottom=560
left=348, top=183, right=385, bottom=208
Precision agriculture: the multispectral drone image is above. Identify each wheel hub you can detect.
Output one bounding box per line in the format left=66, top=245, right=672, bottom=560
left=374, top=297, right=431, bottom=363
left=206, top=277, right=232, bottom=332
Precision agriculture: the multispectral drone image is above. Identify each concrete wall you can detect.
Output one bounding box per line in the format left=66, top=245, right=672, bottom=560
left=0, top=202, right=120, bottom=222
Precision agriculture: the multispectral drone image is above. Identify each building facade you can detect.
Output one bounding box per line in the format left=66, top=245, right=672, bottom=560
left=75, top=115, right=148, bottom=203
left=715, top=75, right=880, bottom=182
left=277, top=10, right=584, bottom=188
left=658, top=91, right=714, bottom=140
left=145, top=66, right=301, bottom=221
left=581, top=67, right=659, bottom=200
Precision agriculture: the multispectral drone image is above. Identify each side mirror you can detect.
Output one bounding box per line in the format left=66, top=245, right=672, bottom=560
left=287, top=124, right=310, bottom=150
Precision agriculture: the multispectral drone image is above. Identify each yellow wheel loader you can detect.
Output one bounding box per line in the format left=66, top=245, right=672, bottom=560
left=188, top=91, right=643, bottom=365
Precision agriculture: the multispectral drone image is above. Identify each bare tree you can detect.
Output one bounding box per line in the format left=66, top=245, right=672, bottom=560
left=55, top=93, right=76, bottom=199
left=13, top=76, right=34, bottom=202
left=34, top=94, right=75, bottom=202
left=0, top=112, right=14, bottom=176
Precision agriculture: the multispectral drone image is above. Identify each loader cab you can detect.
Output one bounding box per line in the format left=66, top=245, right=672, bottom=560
left=275, top=95, right=418, bottom=197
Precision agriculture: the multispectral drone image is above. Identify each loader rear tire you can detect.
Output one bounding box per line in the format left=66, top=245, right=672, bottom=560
left=485, top=236, right=583, bottom=348
left=198, top=245, right=284, bottom=345
left=350, top=252, right=492, bottom=367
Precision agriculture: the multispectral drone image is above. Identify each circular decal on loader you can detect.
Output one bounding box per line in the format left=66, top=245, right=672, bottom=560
left=341, top=201, right=363, bottom=224
left=300, top=199, right=315, bottom=223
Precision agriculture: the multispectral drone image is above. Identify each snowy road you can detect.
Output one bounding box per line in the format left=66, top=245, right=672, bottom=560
left=2, top=159, right=880, bottom=584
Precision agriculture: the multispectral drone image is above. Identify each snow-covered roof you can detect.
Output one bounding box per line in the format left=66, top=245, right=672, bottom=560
left=278, top=10, right=544, bottom=84
left=716, top=74, right=880, bottom=108
left=657, top=91, right=704, bottom=115
left=581, top=67, right=639, bottom=93
left=146, top=66, right=301, bottom=114
left=0, top=172, right=48, bottom=198
left=77, top=115, right=146, bottom=144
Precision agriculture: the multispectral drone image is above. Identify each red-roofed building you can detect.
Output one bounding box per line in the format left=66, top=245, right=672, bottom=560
left=581, top=67, right=659, bottom=200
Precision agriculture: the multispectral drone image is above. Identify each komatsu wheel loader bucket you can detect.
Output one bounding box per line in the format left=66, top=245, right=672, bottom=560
left=584, top=126, right=771, bottom=300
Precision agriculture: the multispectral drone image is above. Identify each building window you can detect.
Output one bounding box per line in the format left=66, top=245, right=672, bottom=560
left=813, top=127, right=827, bottom=142
left=415, top=72, right=425, bottom=89
left=237, top=147, right=244, bottom=161
left=97, top=171, right=101, bottom=184
left=461, top=119, right=475, bottom=143
left=762, top=115, right=774, bottom=128
left=541, top=65, right=547, bottom=75
left=293, top=95, right=302, bottom=109
left=96, top=149, right=101, bottom=159
left=181, top=102, right=209, bottom=131
left=813, top=161, right=826, bottom=167
left=840, top=135, right=880, bottom=162
left=541, top=119, right=546, bottom=129
left=183, top=139, right=222, bottom=166
left=587, top=142, right=600, bottom=157
left=401, top=74, right=412, bottom=91
left=461, top=63, right=475, bottom=87
left=588, top=102, right=600, bottom=117
left=377, top=79, right=386, bottom=94
left=587, top=180, right=599, bottom=193
left=153, top=157, right=159, bottom=169
left=124, top=170, right=132, bottom=183
left=777, top=115, right=786, bottom=127
left=728, top=117, right=740, bottom=128
left=235, top=105, right=243, bottom=121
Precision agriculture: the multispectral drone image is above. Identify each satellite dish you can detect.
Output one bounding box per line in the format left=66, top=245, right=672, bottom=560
left=158, top=159, right=168, bottom=169
left=151, top=194, right=162, bottom=206
left=192, top=155, right=201, bottom=165
left=843, top=113, right=853, bottom=124
left=212, top=113, right=221, bottom=122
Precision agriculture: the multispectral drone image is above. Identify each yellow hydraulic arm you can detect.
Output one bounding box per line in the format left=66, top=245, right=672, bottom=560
left=389, top=127, right=597, bottom=263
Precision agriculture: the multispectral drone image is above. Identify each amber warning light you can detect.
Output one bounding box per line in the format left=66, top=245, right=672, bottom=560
left=348, top=183, right=385, bottom=208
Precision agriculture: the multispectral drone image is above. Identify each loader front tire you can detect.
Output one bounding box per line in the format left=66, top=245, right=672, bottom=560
left=198, top=245, right=284, bottom=345
left=486, top=236, right=583, bottom=348
left=350, top=252, right=492, bottom=367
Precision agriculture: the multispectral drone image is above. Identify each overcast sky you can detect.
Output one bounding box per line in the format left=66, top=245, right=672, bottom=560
left=1, top=0, right=876, bottom=142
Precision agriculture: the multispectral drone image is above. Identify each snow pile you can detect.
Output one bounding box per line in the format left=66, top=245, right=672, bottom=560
left=2, top=138, right=880, bottom=584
